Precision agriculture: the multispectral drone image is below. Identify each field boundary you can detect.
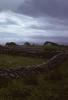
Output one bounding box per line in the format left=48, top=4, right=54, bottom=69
left=0, top=52, right=68, bottom=78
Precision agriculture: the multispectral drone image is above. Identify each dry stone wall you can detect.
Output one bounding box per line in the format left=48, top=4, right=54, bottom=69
left=0, top=52, right=68, bottom=78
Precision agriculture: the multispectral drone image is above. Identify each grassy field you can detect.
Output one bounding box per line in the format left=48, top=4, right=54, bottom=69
left=0, top=44, right=67, bottom=100
left=0, top=59, right=67, bottom=99
left=0, top=54, right=46, bottom=69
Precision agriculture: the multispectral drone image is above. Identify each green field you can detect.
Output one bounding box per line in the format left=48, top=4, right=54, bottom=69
left=0, top=44, right=67, bottom=100
left=0, top=54, right=46, bottom=69
left=0, top=59, right=68, bottom=100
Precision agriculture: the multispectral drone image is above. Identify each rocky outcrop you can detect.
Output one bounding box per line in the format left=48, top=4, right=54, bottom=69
left=0, top=52, right=68, bottom=79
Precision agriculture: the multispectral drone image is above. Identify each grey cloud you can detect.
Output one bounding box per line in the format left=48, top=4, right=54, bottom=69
left=30, top=24, right=68, bottom=31
left=0, top=0, right=68, bottom=20
left=18, top=0, right=68, bottom=20
left=0, top=0, right=23, bottom=11
left=0, top=0, right=68, bottom=44
left=0, top=32, right=18, bottom=37
left=0, top=19, right=18, bottom=26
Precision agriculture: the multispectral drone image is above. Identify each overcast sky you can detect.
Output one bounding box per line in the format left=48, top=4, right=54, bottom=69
left=0, top=0, right=68, bottom=44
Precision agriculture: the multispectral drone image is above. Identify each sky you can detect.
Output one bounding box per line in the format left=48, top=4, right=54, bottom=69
left=0, top=0, right=68, bottom=44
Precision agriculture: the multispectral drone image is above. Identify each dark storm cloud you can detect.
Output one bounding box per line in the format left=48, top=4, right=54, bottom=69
left=0, top=0, right=68, bottom=44
left=18, top=0, right=68, bottom=20
left=17, top=0, right=68, bottom=39
left=0, top=0, right=68, bottom=20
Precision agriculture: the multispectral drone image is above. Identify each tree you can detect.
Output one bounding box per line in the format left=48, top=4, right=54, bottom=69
left=44, top=41, right=58, bottom=46
left=6, top=42, right=17, bottom=47
left=24, top=42, right=31, bottom=46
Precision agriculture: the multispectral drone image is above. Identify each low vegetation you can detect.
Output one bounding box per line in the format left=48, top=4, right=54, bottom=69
left=0, top=54, right=45, bottom=69
left=0, top=59, right=67, bottom=100
left=0, top=42, right=67, bottom=100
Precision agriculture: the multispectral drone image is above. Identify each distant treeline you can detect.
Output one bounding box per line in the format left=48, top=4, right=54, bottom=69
left=0, top=41, right=64, bottom=59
